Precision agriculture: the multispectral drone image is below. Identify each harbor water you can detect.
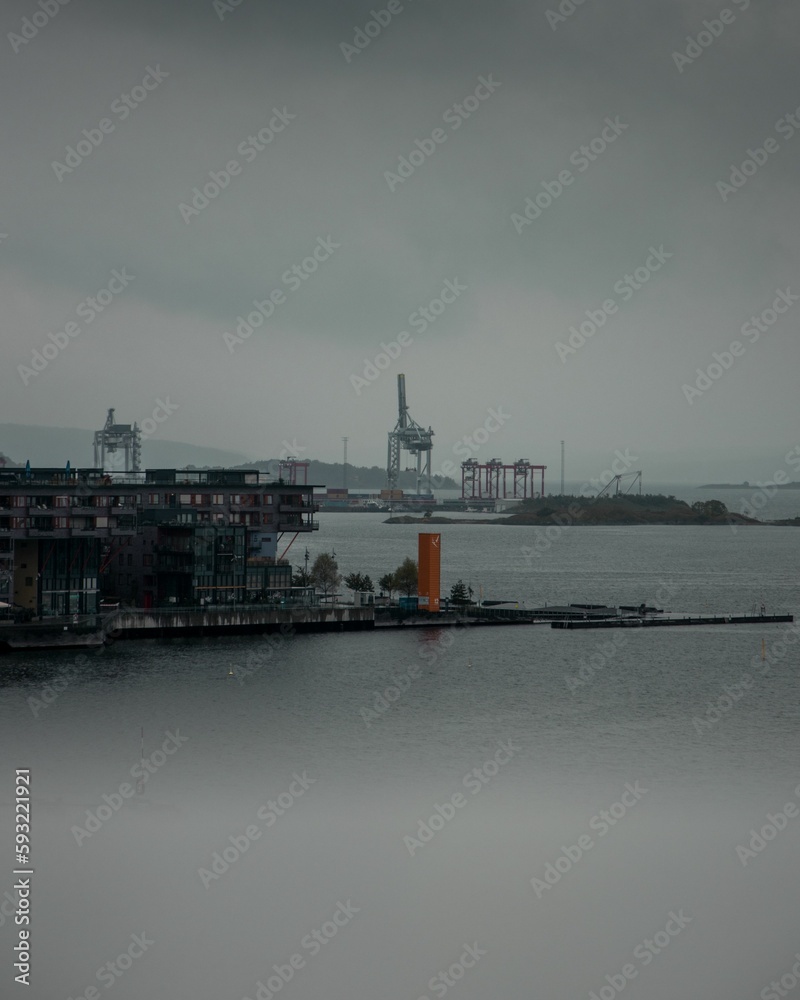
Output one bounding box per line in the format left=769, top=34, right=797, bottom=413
left=1, top=513, right=799, bottom=999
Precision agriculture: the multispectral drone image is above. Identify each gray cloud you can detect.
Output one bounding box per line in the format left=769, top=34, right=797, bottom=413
left=2, top=0, right=798, bottom=478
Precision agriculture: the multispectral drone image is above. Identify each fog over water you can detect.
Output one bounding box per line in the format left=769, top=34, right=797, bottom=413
left=1, top=521, right=799, bottom=999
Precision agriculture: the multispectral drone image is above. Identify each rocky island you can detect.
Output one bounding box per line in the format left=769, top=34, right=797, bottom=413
left=385, top=494, right=798, bottom=526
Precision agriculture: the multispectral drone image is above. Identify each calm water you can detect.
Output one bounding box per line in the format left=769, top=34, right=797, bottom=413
left=1, top=516, right=799, bottom=1000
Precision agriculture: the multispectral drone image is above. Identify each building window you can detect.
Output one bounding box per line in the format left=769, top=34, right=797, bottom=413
left=212, top=494, right=224, bottom=505
left=148, top=493, right=160, bottom=505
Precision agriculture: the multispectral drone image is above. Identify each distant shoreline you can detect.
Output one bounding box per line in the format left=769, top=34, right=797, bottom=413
left=699, top=482, right=800, bottom=489
left=386, top=515, right=800, bottom=526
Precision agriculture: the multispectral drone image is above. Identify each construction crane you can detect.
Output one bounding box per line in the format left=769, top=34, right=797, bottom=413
left=595, top=471, right=642, bottom=498
left=386, top=374, right=434, bottom=494
left=93, top=408, right=142, bottom=472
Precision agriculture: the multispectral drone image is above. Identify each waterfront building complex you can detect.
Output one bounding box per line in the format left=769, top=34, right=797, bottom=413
left=0, top=467, right=319, bottom=616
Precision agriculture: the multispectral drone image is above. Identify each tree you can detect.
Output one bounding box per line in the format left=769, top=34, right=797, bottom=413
left=310, top=553, right=341, bottom=599
left=292, top=567, right=311, bottom=587
left=344, top=572, right=374, bottom=595
left=379, top=573, right=397, bottom=599
left=449, top=579, right=470, bottom=606
left=393, top=557, right=418, bottom=597
left=691, top=499, right=728, bottom=520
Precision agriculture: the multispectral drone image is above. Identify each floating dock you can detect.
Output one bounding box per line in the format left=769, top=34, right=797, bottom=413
left=551, top=613, right=794, bottom=629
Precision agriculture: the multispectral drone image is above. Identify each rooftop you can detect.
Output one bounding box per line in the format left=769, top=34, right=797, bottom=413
left=0, top=467, right=323, bottom=488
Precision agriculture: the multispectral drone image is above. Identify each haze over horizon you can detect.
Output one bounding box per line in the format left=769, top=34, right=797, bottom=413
left=2, top=0, right=799, bottom=483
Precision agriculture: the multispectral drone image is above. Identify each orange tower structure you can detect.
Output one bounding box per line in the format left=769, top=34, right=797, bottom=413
left=418, top=532, right=441, bottom=612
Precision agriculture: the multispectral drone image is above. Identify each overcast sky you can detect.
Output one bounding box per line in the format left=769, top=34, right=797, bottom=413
left=2, top=0, right=799, bottom=481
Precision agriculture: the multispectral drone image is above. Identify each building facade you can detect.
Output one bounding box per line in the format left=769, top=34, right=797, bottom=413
left=0, top=467, right=319, bottom=616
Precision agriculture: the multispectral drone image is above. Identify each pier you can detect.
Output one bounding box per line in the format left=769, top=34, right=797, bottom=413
left=551, top=613, right=794, bottom=629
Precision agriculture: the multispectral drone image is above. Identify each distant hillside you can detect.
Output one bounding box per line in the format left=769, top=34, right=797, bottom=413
left=0, top=425, right=458, bottom=487
left=0, top=423, right=250, bottom=470
left=244, top=459, right=458, bottom=490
